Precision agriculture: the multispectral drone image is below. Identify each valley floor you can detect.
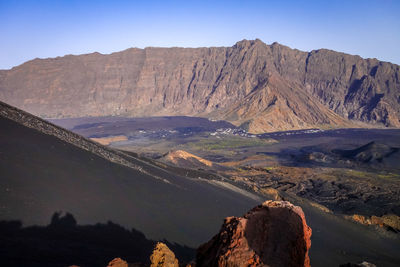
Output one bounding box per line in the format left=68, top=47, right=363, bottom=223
left=49, top=116, right=400, bottom=266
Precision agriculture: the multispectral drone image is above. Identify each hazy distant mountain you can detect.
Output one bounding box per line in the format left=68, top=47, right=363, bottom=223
left=0, top=101, right=259, bottom=246
left=0, top=39, right=399, bottom=133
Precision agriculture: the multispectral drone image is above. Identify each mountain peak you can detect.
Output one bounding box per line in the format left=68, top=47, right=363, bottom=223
left=234, top=38, right=266, bottom=49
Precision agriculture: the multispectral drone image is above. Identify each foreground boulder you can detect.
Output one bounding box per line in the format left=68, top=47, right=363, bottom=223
left=196, top=200, right=312, bottom=267
left=150, top=242, right=179, bottom=267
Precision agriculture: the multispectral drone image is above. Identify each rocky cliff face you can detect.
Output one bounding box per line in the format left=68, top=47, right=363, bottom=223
left=1, top=39, right=399, bottom=132
left=196, top=200, right=312, bottom=267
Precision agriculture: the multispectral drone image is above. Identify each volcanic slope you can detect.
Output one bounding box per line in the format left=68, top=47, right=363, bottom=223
left=0, top=101, right=260, bottom=247
left=1, top=39, right=399, bottom=133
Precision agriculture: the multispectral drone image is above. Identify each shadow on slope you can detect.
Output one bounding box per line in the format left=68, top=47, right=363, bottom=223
left=0, top=212, right=195, bottom=267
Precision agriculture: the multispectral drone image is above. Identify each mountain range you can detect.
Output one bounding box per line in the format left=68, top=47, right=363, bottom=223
left=0, top=39, right=399, bottom=132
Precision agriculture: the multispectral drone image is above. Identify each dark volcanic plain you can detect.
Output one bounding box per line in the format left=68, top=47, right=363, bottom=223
left=49, top=114, right=400, bottom=267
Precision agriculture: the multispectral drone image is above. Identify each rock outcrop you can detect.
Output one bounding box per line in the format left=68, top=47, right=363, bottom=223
left=1, top=39, right=399, bottom=133
left=163, top=150, right=215, bottom=169
left=347, top=213, right=400, bottom=231
left=150, top=242, right=179, bottom=267
left=196, top=200, right=312, bottom=267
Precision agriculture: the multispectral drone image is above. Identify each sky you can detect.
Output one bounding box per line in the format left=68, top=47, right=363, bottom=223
left=0, top=0, right=400, bottom=69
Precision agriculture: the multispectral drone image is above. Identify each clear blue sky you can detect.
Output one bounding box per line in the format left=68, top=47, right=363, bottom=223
left=1, top=0, right=399, bottom=69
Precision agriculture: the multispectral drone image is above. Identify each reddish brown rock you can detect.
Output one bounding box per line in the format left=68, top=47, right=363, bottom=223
left=107, top=257, right=128, bottom=267
left=196, top=200, right=312, bottom=267
left=347, top=213, right=400, bottom=231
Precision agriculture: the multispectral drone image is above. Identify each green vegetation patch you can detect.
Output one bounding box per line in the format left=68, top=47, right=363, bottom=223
left=376, top=172, right=400, bottom=180
left=346, top=169, right=369, bottom=178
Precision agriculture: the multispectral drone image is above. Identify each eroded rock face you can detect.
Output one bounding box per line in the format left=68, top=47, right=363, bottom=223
left=150, top=242, right=179, bottom=267
left=196, top=200, right=312, bottom=267
left=1, top=39, right=399, bottom=132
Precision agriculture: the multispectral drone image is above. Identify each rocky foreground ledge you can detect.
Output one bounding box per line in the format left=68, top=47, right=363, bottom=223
left=99, top=200, right=313, bottom=267
left=88, top=200, right=378, bottom=266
